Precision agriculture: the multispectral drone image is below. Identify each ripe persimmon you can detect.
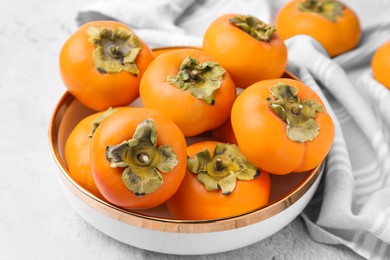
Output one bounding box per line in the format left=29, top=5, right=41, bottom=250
left=166, top=141, right=270, bottom=220
left=211, top=117, right=238, bottom=145
left=65, top=108, right=120, bottom=200
left=275, top=0, right=361, bottom=57
left=202, top=14, right=287, bottom=88
left=231, top=78, right=334, bottom=174
left=60, top=20, right=153, bottom=111
left=371, top=41, right=390, bottom=90
left=140, top=49, right=236, bottom=137
left=91, top=107, right=187, bottom=209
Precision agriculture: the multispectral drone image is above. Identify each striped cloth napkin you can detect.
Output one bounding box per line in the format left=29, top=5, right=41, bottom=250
left=76, top=0, right=390, bottom=258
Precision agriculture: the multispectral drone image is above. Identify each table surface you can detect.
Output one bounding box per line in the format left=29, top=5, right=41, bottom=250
left=0, top=0, right=364, bottom=259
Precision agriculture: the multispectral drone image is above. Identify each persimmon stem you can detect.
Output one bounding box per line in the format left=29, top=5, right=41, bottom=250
left=190, top=69, right=200, bottom=81
left=215, top=158, right=225, bottom=171
left=137, top=153, right=150, bottom=165
left=291, top=104, right=304, bottom=115
left=110, top=45, right=121, bottom=58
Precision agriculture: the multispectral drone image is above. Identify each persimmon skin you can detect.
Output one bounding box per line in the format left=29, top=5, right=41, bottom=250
left=231, top=78, right=334, bottom=175
left=65, top=112, right=106, bottom=200
left=275, top=0, right=361, bottom=57
left=166, top=141, right=271, bottom=220
left=202, top=14, right=287, bottom=88
left=91, top=107, right=187, bottom=209
left=139, top=49, right=236, bottom=137
left=211, top=117, right=238, bottom=145
left=372, top=41, right=390, bottom=90
left=60, top=20, right=154, bottom=111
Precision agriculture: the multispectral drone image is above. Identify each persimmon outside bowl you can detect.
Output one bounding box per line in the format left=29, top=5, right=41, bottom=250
left=48, top=48, right=325, bottom=255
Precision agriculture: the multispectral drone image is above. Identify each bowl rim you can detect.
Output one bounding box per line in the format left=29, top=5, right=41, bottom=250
left=49, top=91, right=324, bottom=233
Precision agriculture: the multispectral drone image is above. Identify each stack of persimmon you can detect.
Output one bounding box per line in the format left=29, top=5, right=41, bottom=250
left=60, top=9, right=337, bottom=220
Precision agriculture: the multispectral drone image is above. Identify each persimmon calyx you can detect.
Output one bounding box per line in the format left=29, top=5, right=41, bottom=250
left=87, top=26, right=142, bottom=75
left=298, top=0, right=345, bottom=22
left=106, top=119, right=178, bottom=196
left=267, top=83, right=324, bottom=143
left=89, top=107, right=117, bottom=138
left=229, top=15, right=276, bottom=42
left=187, top=143, right=260, bottom=195
left=167, top=56, right=225, bottom=105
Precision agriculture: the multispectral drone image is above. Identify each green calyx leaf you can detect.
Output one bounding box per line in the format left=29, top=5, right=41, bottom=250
left=187, top=143, right=260, bottom=195
left=106, top=119, right=178, bottom=196
left=89, top=107, right=118, bottom=138
left=297, top=0, right=345, bottom=22
left=167, top=56, right=225, bottom=105
left=267, top=83, right=324, bottom=143
left=87, top=26, right=142, bottom=75
left=229, top=15, right=276, bottom=42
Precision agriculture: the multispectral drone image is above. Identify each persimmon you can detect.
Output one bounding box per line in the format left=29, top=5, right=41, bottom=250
left=371, top=41, right=390, bottom=90
left=202, top=14, right=287, bottom=88
left=140, top=49, right=236, bottom=137
left=91, top=107, right=187, bottom=209
left=211, top=117, right=238, bottom=145
left=275, top=0, right=361, bottom=57
left=231, top=78, right=334, bottom=175
left=65, top=108, right=119, bottom=200
left=60, top=20, right=153, bottom=111
left=166, top=141, right=270, bottom=220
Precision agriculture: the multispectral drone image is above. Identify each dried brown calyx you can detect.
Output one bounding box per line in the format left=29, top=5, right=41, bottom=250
left=167, top=56, right=225, bottom=105
left=297, top=0, right=345, bottom=22
left=229, top=15, right=276, bottom=42
left=87, top=26, right=142, bottom=75
left=89, top=107, right=118, bottom=138
left=267, top=83, right=324, bottom=142
left=106, top=119, right=178, bottom=196
left=187, top=143, right=260, bottom=195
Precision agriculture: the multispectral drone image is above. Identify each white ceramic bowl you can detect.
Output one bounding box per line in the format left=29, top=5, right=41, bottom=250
left=49, top=47, right=324, bottom=254
left=48, top=90, right=324, bottom=255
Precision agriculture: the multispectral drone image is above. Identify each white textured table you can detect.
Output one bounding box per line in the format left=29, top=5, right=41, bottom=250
left=0, top=0, right=363, bottom=259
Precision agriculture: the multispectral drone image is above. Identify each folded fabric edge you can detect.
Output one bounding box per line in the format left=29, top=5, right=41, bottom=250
left=76, top=11, right=117, bottom=26
left=302, top=213, right=390, bottom=259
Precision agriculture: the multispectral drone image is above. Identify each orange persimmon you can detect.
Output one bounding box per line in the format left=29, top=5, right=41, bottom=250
left=231, top=78, right=334, bottom=175
left=275, top=0, right=361, bottom=57
left=65, top=108, right=120, bottom=200
left=140, top=49, right=236, bottom=137
left=60, top=20, right=153, bottom=111
left=166, top=141, right=270, bottom=220
left=211, top=117, right=238, bottom=145
left=91, top=107, right=187, bottom=209
left=371, top=41, right=390, bottom=90
left=202, top=14, right=287, bottom=88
